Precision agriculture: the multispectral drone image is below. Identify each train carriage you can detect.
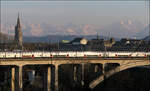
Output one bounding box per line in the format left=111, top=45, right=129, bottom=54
left=0, top=52, right=6, bottom=58
left=42, top=52, right=50, bottom=58
left=0, top=51, right=150, bottom=59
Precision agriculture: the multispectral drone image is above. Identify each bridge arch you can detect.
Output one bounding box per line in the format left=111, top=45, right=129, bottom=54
left=89, top=60, right=150, bottom=89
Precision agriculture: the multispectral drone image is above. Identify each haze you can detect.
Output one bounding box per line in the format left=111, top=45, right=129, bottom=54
left=1, top=1, right=149, bottom=38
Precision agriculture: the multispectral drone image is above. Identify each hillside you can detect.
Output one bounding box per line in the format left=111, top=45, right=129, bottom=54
left=144, top=35, right=150, bottom=41
left=0, top=32, right=13, bottom=43
left=23, top=35, right=117, bottom=43
left=0, top=33, right=116, bottom=43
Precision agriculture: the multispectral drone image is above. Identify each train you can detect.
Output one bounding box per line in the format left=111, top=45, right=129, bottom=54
left=0, top=51, right=150, bottom=59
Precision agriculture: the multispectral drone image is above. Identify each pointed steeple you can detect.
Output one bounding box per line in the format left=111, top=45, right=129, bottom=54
left=17, top=12, right=21, bottom=28
left=14, top=12, right=23, bottom=50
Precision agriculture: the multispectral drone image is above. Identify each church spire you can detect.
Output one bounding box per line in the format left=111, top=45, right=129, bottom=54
left=17, top=12, right=21, bottom=28
left=14, top=12, right=23, bottom=50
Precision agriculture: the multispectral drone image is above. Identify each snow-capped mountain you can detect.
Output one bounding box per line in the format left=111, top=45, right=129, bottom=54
left=1, top=19, right=148, bottom=39
left=136, top=24, right=150, bottom=39
left=98, top=20, right=146, bottom=38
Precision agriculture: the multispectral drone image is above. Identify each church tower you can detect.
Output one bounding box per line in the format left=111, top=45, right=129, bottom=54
left=14, top=13, right=23, bottom=49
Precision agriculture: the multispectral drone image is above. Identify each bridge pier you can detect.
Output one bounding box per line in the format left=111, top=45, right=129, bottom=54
left=102, top=63, right=105, bottom=75
left=11, top=67, right=15, bottom=91
left=73, top=65, right=77, bottom=82
left=47, top=66, right=51, bottom=91
left=18, top=66, right=23, bottom=91
left=81, top=63, right=84, bottom=86
left=55, top=65, right=59, bottom=91
left=94, top=65, right=99, bottom=73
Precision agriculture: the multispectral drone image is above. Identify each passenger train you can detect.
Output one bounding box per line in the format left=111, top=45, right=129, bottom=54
left=0, top=51, right=150, bottom=59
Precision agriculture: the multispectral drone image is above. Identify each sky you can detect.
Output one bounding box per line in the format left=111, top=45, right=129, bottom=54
left=0, top=1, right=149, bottom=38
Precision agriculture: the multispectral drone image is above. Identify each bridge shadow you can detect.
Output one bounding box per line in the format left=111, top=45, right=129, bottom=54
left=59, top=64, right=101, bottom=91
left=0, top=65, right=17, bottom=91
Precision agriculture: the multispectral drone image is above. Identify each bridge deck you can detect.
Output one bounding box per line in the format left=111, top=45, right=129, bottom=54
left=0, top=57, right=149, bottom=61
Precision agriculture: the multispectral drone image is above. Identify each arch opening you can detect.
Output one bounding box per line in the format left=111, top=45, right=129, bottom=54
left=89, top=60, right=150, bottom=89
left=92, top=65, right=150, bottom=91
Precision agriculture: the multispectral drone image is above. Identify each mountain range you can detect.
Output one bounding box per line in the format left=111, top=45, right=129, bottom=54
left=99, top=20, right=148, bottom=39
left=1, top=19, right=149, bottom=42
left=22, top=20, right=148, bottom=39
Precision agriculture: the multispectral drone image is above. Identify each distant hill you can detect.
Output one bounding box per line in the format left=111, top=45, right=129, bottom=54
left=0, top=32, right=8, bottom=42
left=0, top=33, right=119, bottom=43
left=0, top=32, right=13, bottom=43
left=23, top=35, right=118, bottom=43
left=144, top=35, right=150, bottom=41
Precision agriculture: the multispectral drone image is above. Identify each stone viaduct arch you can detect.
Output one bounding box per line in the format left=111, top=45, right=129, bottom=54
left=89, top=60, right=150, bottom=89
left=0, top=58, right=150, bottom=91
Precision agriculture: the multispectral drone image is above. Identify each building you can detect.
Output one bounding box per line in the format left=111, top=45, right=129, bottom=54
left=58, top=38, right=88, bottom=51
left=14, top=13, right=23, bottom=49
left=103, top=38, right=115, bottom=48
left=87, top=39, right=104, bottom=51
left=70, top=38, right=88, bottom=45
left=120, top=38, right=143, bottom=46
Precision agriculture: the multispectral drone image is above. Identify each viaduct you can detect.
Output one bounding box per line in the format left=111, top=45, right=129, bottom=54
left=0, top=58, right=150, bottom=91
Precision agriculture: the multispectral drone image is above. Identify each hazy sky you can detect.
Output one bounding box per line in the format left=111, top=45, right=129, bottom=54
left=1, top=1, right=149, bottom=26
left=1, top=1, right=149, bottom=38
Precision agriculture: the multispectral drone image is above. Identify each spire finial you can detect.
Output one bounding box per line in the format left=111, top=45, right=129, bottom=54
left=17, top=12, right=21, bottom=27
